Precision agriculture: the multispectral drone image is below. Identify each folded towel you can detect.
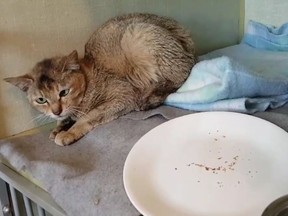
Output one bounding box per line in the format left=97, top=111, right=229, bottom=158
left=243, top=20, right=288, bottom=51
left=165, top=56, right=288, bottom=113
left=199, top=44, right=288, bottom=77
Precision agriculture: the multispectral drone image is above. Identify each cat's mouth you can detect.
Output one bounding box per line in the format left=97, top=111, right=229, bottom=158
left=49, top=113, right=67, bottom=121
left=55, top=116, right=67, bottom=121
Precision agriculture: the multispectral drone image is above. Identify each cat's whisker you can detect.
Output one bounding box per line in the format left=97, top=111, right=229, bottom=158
left=70, top=109, right=87, bottom=116
left=67, top=107, right=89, bottom=119
left=72, top=111, right=88, bottom=120
left=26, top=113, right=46, bottom=126
left=22, top=113, right=51, bottom=131
left=68, top=105, right=83, bottom=110
left=67, top=106, right=87, bottom=114
left=39, top=114, right=52, bottom=125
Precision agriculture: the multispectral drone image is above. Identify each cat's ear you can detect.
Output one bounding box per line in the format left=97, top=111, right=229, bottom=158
left=4, top=74, right=34, bottom=92
left=65, top=50, right=80, bottom=71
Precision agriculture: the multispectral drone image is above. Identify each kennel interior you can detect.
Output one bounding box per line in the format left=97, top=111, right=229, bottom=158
left=1, top=0, right=288, bottom=215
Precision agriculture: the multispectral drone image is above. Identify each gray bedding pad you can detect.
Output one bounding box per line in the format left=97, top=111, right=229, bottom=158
left=0, top=105, right=288, bottom=216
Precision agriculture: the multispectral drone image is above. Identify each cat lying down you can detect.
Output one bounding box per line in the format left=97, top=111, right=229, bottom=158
left=4, top=13, right=197, bottom=146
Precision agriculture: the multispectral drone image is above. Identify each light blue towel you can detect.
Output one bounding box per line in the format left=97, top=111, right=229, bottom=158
left=165, top=20, right=288, bottom=114
left=243, top=20, right=288, bottom=51
left=165, top=55, right=288, bottom=113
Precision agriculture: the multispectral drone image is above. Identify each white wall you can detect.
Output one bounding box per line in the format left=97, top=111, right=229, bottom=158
left=245, top=0, right=288, bottom=26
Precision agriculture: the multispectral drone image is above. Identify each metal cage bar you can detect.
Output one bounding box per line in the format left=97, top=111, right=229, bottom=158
left=37, top=205, right=46, bottom=216
left=0, top=179, right=11, bottom=216
left=9, top=186, right=20, bottom=216
left=0, top=163, right=65, bottom=216
left=4, top=181, right=50, bottom=216
left=23, top=195, right=33, bottom=216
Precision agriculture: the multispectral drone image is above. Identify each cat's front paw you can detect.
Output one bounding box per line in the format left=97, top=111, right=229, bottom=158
left=49, top=129, right=59, bottom=140
left=54, top=131, right=78, bottom=146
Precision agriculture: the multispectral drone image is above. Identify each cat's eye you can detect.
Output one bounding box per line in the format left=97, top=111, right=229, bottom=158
left=59, top=89, right=70, bottom=97
left=36, top=97, right=47, bottom=104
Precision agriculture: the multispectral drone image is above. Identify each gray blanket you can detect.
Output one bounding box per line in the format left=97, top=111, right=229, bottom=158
left=0, top=105, right=288, bottom=216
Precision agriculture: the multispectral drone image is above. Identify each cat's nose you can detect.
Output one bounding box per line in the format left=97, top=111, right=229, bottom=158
left=52, top=107, right=62, bottom=116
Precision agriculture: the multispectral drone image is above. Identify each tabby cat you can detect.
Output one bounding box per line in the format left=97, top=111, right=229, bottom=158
left=4, top=13, right=196, bottom=146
